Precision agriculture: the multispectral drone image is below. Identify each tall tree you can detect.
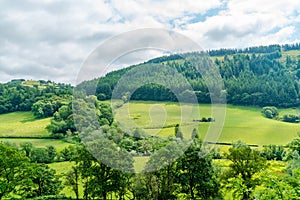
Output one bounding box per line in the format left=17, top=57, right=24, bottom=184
left=176, top=140, right=221, bottom=199
left=0, top=143, right=31, bottom=199
left=65, top=166, right=80, bottom=200
left=74, top=142, right=134, bottom=200
left=144, top=142, right=183, bottom=200
left=21, top=164, right=62, bottom=198
left=222, top=141, right=268, bottom=200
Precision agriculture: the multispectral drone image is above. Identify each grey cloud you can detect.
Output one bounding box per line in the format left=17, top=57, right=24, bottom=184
left=204, top=23, right=259, bottom=41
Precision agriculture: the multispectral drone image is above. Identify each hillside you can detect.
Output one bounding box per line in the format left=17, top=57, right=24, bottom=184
left=0, top=111, right=50, bottom=137
left=0, top=79, right=72, bottom=114
left=77, top=43, right=300, bottom=108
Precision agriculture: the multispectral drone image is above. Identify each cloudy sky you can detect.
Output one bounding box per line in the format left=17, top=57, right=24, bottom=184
left=1, top=0, right=300, bottom=84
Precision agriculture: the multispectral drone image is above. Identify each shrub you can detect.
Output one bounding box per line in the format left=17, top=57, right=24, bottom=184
left=282, top=114, right=300, bottom=123
left=262, top=106, right=278, bottom=119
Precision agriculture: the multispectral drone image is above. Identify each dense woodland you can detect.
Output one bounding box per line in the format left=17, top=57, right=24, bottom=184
left=1, top=43, right=300, bottom=199
left=77, top=43, right=300, bottom=107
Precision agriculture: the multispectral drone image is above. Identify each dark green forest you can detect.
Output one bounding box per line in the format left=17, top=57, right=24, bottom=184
left=77, top=43, right=300, bottom=107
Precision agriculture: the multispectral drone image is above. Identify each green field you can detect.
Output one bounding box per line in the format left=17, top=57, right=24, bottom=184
left=0, top=111, right=73, bottom=150
left=115, top=101, right=299, bottom=146
left=0, top=111, right=50, bottom=137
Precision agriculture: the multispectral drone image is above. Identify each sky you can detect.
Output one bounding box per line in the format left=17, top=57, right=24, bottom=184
left=1, top=0, right=300, bottom=84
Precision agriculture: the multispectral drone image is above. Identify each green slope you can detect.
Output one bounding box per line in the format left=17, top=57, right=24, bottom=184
left=114, top=101, right=299, bottom=146
left=0, top=111, right=50, bottom=137
left=0, top=111, right=72, bottom=150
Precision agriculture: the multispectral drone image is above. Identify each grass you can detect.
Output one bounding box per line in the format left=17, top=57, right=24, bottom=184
left=0, top=112, right=51, bottom=137
left=115, top=101, right=299, bottom=146
left=0, top=111, right=74, bottom=151
left=134, top=156, right=149, bottom=173
left=48, top=162, right=83, bottom=198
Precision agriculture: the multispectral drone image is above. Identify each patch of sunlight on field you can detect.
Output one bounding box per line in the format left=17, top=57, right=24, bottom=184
left=0, top=112, right=51, bottom=137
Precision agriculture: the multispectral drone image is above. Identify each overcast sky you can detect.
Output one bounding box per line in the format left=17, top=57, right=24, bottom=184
left=1, top=0, right=300, bottom=84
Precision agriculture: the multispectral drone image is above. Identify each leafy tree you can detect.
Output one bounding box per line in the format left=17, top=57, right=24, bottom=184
left=65, top=166, right=80, bottom=200
left=0, top=143, right=31, bottom=199
left=144, top=142, right=183, bottom=200
left=73, top=142, right=134, bottom=200
left=46, top=146, right=57, bottom=163
left=176, top=140, right=221, bottom=199
left=254, top=172, right=298, bottom=200
left=59, top=145, right=76, bottom=161
left=129, top=174, right=148, bottom=200
left=20, top=142, right=33, bottom=157
left=133, top=128, right=145, bottom=141
left=46, top=103, right=75, bottom=136
left=22, top=164, right=62, bottom=198
left=30, top=147, right=57, bottom=164
left=282, top=114, right=300, bottom=123
left=47, top=97, right=114, bottom=137
left=191, top=128, right=199, bottom=139
left=260, top=145, right=286, bottom=161
left=222, top=141, right=268, bottom=200
left=175, top=124, right=183, bottom=139
left=288, top=132, right=300, bottom=154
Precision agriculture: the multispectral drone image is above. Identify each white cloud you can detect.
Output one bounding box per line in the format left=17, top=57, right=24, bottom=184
left=0, top=0, right=300, bottom=83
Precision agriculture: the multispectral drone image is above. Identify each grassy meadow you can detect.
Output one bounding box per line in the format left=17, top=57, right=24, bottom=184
left=0, top=111, right=72, bottom=150
left=114, top=101, right=299, bottom=146
left=0, top=111, right=50, bottom=137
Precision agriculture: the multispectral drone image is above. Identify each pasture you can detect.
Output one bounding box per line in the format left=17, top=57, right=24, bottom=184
left=114, top=101, right=299, bottom=146
left=0, top=111, right=50, bottom=137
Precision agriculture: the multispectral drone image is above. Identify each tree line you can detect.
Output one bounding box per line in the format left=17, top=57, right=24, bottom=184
left=1, top=134, right=300, bottom=199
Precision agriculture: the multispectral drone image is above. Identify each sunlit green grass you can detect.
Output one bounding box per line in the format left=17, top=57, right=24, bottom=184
left=0, top=111, right=51, bottom=137
left=115, top=101, right=299, bottom=146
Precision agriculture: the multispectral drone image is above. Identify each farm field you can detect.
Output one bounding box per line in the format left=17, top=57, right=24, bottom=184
left=0, top=111, right=72, bottom=150
left=0, top=111, right=50, bottom=137
left=114, top=101, right=300, bottom=146
left=0, top=102, right=298, bottom=149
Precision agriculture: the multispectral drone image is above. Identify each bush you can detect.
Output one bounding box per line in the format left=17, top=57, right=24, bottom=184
left=262, top=106, right=278, bottom=119
left=282, top=114, right=300, bottom=123
left=260, top=145, right=286, bottom=161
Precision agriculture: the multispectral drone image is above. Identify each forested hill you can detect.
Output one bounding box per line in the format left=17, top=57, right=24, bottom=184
left=77, top=43, right=300, bottom=107
left=0, top=79, right=72, bottom=114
